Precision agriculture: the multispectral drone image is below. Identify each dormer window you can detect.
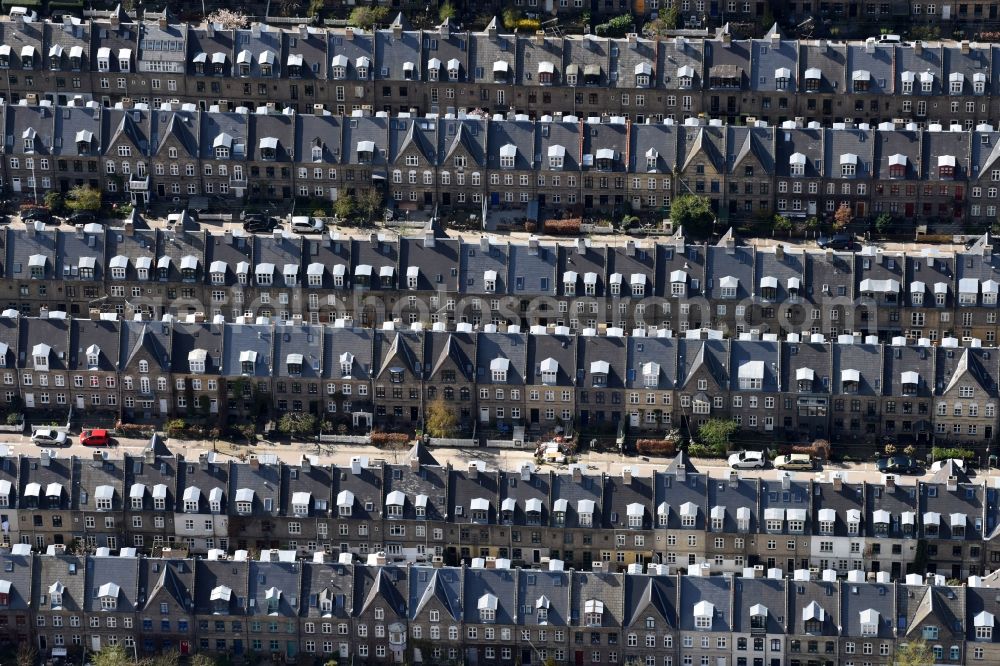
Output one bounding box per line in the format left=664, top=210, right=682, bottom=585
left=331, top=54, right=347, bottom=79
left=448, top=59, right=460, bottom=81
left=312, top=145, right=323, bottom=162
left=403, top=61, right=415, bottom=80
left=479, top=593, right=497, bottom=623
left=584, top=600, right=603, bottom=627
left=563, top=271, right=576, bottom=296
left=87, top=345, right=100, bottom=369
left=548, top=145, right=565, bottom=170
left=950, top=72, right=964, bottom=94
left=235, top=489, right=254, bottom=515
left=635, top=62, right=652, bottom=88
left=240, top=350, right=257, bottom=375
left=99, top=583, right=119, bottom=610
left=340, top=353, right=354, bottom=378
left=266, top=587, right=281, bottom=614
left=719, top=276, right=738, bottom=299
left=642, top=362, right=658, bottom=388
left=859, top=609, right=879, bottom=637
left=32, top=344, right=49, bottom=370
left=23, top=128, right=36, bottom=152
left=775, top=67, right=790, bottom=90
left=428, top=58, right=439, bottom=81
left=287, top=354, right=303, bottom=376
left=188, top=350, right=207, bottom=374
left=499, top=144, right=516, bottom=169
left=938, top=155, right=956, bottom=179
left=591, top=361, right=609, bottom=387
left=260, top=137, right=278, bottom=161
left=610, top=274, right=622, bottom=296
left=852, top=70, right=870, bottom=92
left=491, top=358, right=509, bottom=383
left=390, top=368, right=404, bottom=383
left=841, top=154, right=858, bottom=177
left=920, top=71, right=933, bottom=93
left=693, top=601, right=714, bottom=630
left=356, top=56, right=369, bottom=80
left=975, top=612, right=994, bottom=640
left=974, top=73, right=986, bottom=94
left=678, top=65, right=694, bottom=89
left=540, top=358, right=558, bottom=385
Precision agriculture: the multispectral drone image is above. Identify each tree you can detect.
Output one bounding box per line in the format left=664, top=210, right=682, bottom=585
left=669, top=194, right=715, bottom=236
left=348, top=6, right=390, bottom=29
left=333, top=193, right=356, bottom=221
left=502, top=8, right=521, bottom=30
left=695, top=418, right=738, bottom=452
left=773, top=214, right=793, bottom=236
left=16, top=643, right=37, bottom=666
left=92, top=645, right=131, bottom=666
left=278, top=412, right=318, bottom=438
left=357, top=187, right=384, bottom=222
left=893, top=639, right=934, bottom=666
left=43, top=190, right=64, bottom=213
left=438, top=2, right=457, bottom=22
left=206, top=9, right=249, bottom=29
left=65, top=185, right=102, bottom=212
left=875, top=212, right=893, bottom=235
left=833, top=203, right=853, bottom=230
left=190, top=655, right=216, bottom=666
left=425, top=398, right=459, bottom=438
left=145, top=652, right=180, bottom=666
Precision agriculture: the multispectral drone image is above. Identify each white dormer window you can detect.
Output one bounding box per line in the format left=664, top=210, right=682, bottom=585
left=87, top=348, right=100, bottom=368
left=902, top=79, right=913, bottom=94
left=237, top=499, right=252, bottom=514
left=975, top=76, right=986, bottom=94
left=584, top=600, right=603, bottom=626
left=579, top=511, right=593, bottom=528
left=922, top=77, right=933, bottom=94
left=860, top=610, right=879, bottom=637
left=842, top=162, right=856, bottom=177
left=215, top=146, right=229, bottom=159
left=480, top=608, right=495, bottom=623
left=131, top=495, right=142, bottom=510
left=549, top=154, right=564, bottom=170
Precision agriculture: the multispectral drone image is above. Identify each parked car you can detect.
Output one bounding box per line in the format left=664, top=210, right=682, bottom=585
left=727, top=450, right=767, bottom=469
left=21, top=208, right=53, bottom=224
left=31, top=429, right=67, bottom=446
left=817, top=233, right=854, bottom=250
left=67, top=211, right=97, bottom=225
left=80, top=429, right=111, bottom=446
left=875, top=455, right=922, bottom=474
left=290, top=216, right=324, bottom=233
left=773, top=454, right=816, bottom=471
left=242, top=216, right=277, bottom=233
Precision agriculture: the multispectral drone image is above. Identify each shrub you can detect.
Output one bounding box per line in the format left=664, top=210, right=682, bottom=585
left=687, top=442, right=727, bottom=458
left=778, top=440, right=830, bottom=460
left=524, top=220, right=538, bottom=232
left=932, top=446, right=974, bottom=460
left=164, top=419, right=187, bottom=438
left=371, top=432, right=411, bottom=447
left=5, top=412, right=22, bottom=425
left=543, top=218, right=582, bottom=235
left=516, top=18, right=541, bottom=31
left=636, top=439, right=677, bottom=456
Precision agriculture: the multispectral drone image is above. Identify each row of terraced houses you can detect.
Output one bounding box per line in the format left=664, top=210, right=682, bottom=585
left=10, top=99, right=1000, bottom=224
left=7, top=227, right=1000, bottom=444
left=2, top=445, right=1000, bottom=664
left=11, top=11, right=1000, bottom=127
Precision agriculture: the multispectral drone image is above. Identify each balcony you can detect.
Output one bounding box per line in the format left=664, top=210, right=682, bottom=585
left=230, top=176, right=248, bottom=188
left=129, top=174, right=150, bottom=191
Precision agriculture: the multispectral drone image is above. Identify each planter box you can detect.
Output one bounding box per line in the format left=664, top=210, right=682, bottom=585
left=319, top=434, right=372, bottom=445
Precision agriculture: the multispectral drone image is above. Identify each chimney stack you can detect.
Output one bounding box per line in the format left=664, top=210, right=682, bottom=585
left=622, top=467, right=632, bottom=485
left=572, top=465, right=582, bottom=482
left=468, top=461, right=478, bottom=479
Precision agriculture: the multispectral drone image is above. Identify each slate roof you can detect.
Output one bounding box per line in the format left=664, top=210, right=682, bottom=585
left=875, top=129, right=920, bottom=179
left=354, top=565, right=407, bottom=618
left=439, top=117, right=487, bottom=167
left=234, top=24, right=283, bottom=78
left=812, top=480, right=865, bottom=537
left=604, top=470, right=653, bottom=530
left=730, top=339, right=781, bottom=392
left=84, top=553, right=139, bottom=612
left=840, top=580, right=896, bottom=638
left=449, top=464, right=498, bottom=525
left=572, top=571, right=623, bottom=627
left=518, top=33, right=565, bottom=86
left=221, top=323, right=273, bottom=378
left=410, top=566, right=462, bottom=621
left=273, top=323, right=324, bottom=379
left=623, top=573, right=676, bottom=628
left=296, top=114, right=343, bottom=166
left=586, top=122, right=628, bottom=173
left=142, top=558, right=195, bottom=614
left=194, top=559, right=248, bottom=615
left=56, top=105, right=103, bottom=158
left=486, top=118, right=534, bottom=172
left=788, top=580, right=839, bottom=635
left=783, top=341, right=831, bottom=394
left=300, top=560, right=353, bottom=619
left=19, top=316, right=70, bottom=371
left=253, top=232, right=304, bottom=285
left=119, top=319, right=172, bottom=372
left=384, top=462, right=448, bottom=521
left=32, top=554, right=86, bottom=611
left=900, top=584, right=965, bottom=640
left=630, top=123, right=677, bottom=172
left=374, top=26, right=421, bottom=82
left=775, top=127, right=824, bottom=178
left=72, top=319, right=121, bottom=371
left=176, top=453, right=230, bottom=513
left=626, top=336, right=676, bottom=390
left=519, top=568, right=571, bottom=626
left=469, top=27, right=515, bottom=84
left=678, top=575, right=732, bottom=632
left=799, top=41, right=847, bottom=94
left=248, top=560, right=300, bottom=617
left=551, top=470, right=603, bottom=528
left=170, top=322, right=224, bottom=375
left=282, top=26, right=327, bottom=80
left=755, top=246, right=805, bottom=301
left=460, top=238, right=509, bottom=295
left=304, top=234, right=350, bottom=289
left=579, top=335, right=626, bottom=389
left=727, top=126, right=775, bottom=175
left=0, top=547, right=32, bottom=610
left=351, top=235, right=398, bottom=289
left=157, top=229, right=207, bottom=283
left=6, top=225, right=58, bottom=281
left=864, top=479, right=918, bottom=538
left=373, top=330, right=421, bottom=380
left=76, top=454, right=125, bottom=510
left=807, top=250, right=855, bottom=302
left=733, top=578, right=787, bottom=634
left=676, top=338, right=729, bottom=392
left=251, top=112, right=295, bottom=162
left=824, top=127, right=874, bottom=179
left=919, top=475, right=983, bottom=540
left=509, top=240, right=557, bottom=296
left=750, top=36, right=798, bottom=92
left=936, top=347, right=998, bottom=398
left=187, top=25, right=234, bottom=77
left=45, top=18, right=91, bottom=71
left=895, top=42, right=943, bottom=95
left=613, top=35, right=657, bottom=89
left=199, top=111, right=247, bottom=160
left=332, top=460, right=384, bottom=522
left=707, top=475, right=759, bottom=533
left=526, top=333, right=577, bottom=385
left=205, top=229, right=253, bottom=287
left=884, top=344, right=935, bottom=397
left=475, top=331, right=526, bottom=386
left=660, top=36, right=703, bottom=87
left=924, top=127, right=972, bottom=180
left=399, top=236, right=460, bottom=291
left=832, top=341, right=882, bottom=395
left=328, top=28, right=375, bottom=82
left=124, top=452, right=178, bottom=512
left=424, top=330, right=476, bottom=382
left=759, top=476, right=812, bottom=534
left=498, top=465, right=551, bottom=526
left=324, top=327, right=372, bottom=380
left=707, top=38, right=752, bottom=89
left=846, top=42, right=894, bottom=94
left=655, top=466, right=709, bottom=530
left=229, top=460, right=281, bottom=517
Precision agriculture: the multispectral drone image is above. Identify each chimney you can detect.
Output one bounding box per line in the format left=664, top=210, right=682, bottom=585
left=775, top=245, right=784, bottom=260
left=392, top=21, right=402, bottom=38
left=39, top=307, right=49, bottom=319
left=301, top=454, right=311, bottom=473
left=487, top=22, right=497, bottom=41
left=534, top=30, right=545, bottom=45
left=885, top=474, right=895, bottom=490
left=780, top=472, right=791, bottom=491
left=479, top=236, right=490, bottom=252
left=832, top=473, right=843, bottom=492
left=626, top=240, right=636, bottom=256
left=622, top=467, right=632, bottom=485
left=250, top=456, right=260, bottom=471
left=528, top=236, right=539, bottom=255
left=440, top=20, right=449, bottom=39
left=674, top=460, right=686, bottom=482
left=376, top=551, right=387, bottom=566
left=423, top=230, right=435, bottom=248
left=914, top=40, right=923, bottom=55
left=432, top=556, right=444, bottom=568
left=729, top=470, right=739, bottom=488
left=468, top=461, right=478, bottom=479
left=721, top=30, right=732, bottom=46
left=110, top=14, right=120, bottom=28
left=627, top=32, right=638, bottom=45
left=144, top=447, right=155, bottom=464
left=224, top=228, right=233, bottom=243
left=350, top=457, right=362, bottom=475
left=199, top=452, right=209, bottom=471
left=572, top=465, right=582, bottom=482
left=770, top=30, right=780, bottom=47
left=159, top=15, right=168, bottom=30
left=345, top=28, right=354, bottom=41
left=520, top=464, right=531, bottom=482
left=409, top=454, right=420, bottom=472
left=89, top=308, right=101, bottom=321
left=962, top=40, right=971, bottom=54
left=947, top=475, right=958, bottom=492
left=576, top=237, right=586, bottom=254
left=124, top=221, right=134, bottom=235
left=41, top=450, right=51, bottom=466
left=369, top=232, right=379, bottom=245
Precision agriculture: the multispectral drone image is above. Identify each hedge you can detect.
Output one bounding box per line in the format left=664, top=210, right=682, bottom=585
left=636, top=439, right=677, bottom=456
left=371, top=432, right=410, bottom=447
left=932, top=446, right=975, bottom=460
left=777, top=439, right=830, bottom=460
left=543, top=218, right=582, bottom=235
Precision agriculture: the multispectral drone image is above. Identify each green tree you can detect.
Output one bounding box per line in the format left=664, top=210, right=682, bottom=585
left=278, top=412, right=318, bottom=438
left=43, top=191, right=64, bottom=213
left=669, top=194, right=715, bottom=236
left=348, top=6, right=390, bottom=29
left=438, top=2, right=457, bottom=22
left=695, top=418, right=738, bottom=453
left=333, top=193, right=355, bottom=221
left=502, top=8, right=521, bottom=30
left=92, top=645, right=131, bottom=666
left=773, top=214, right=793, bottom=236
left=357, top=187, right=384, bottom=222
left=425, top=398, right=459, bottom=438
left=65, top=185, right=102, bottom=212
left=875, top=212, right=893, bottom=235
left=893, top=639, right=934, bottom=666
left=833, top=203, right=853, bottom=230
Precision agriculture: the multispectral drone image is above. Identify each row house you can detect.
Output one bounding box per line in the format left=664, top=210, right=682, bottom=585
left=8, top=15, right=1000, bottom=125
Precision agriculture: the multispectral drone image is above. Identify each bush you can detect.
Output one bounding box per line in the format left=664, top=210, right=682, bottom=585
left=595, top=14, right=634, bottom=37
left=164, top=419, right=187, bottom=437
left=5, top=412, right=21, bottom=425
left=543, top=218, right=582, bottom=235
left=516, top=18, right=541, bottom=31
left=687, top=442, right=727, bottom=458
left=778, top=440, right=830, bottom=460
left=371, top=432, right=411, bottom=447
left=636, top=438, right=677, bottom=456
left=524, top=220, right=538, bottom=233
left=932, top=447, right=975, bottom=460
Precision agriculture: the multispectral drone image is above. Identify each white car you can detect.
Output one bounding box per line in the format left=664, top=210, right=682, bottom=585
left=727, top=450, right=766, bottom=469
left=289, top=216, right=324, bottom=233
left=31, top=429, right=67, bottom=446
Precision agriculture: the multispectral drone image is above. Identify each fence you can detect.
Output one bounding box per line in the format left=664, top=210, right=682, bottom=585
left=319, top=434, right=371, bottom=445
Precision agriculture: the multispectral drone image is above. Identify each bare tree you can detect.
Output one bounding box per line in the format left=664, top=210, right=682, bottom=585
left=206, top=9, right=250, bottom=29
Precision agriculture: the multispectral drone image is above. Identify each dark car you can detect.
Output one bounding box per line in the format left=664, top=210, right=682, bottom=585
left=22, top=208, right=53, bottom=223
left=817, top=233, right=854, bottom=250
left=243, top=216, right=277, bottom=233
left=68, top=211, right=97, bottom=225
left=875, top=455, right=922, bottom=474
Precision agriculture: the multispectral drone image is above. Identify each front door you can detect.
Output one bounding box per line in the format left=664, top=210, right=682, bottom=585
left=531, top=408, right=539, bottom=423
left=91, top=636, right=101, bottom=652
left=180, top=641, right=190, bottom=656
left=76, top=395, right=85, bottom=409
left=410, top=406, right=419, bottom=422
left=480, top=407, right=490, bottom=423
left=24, top=393, right=34, bottom=408
left=11, top=178, right=20, bottom=193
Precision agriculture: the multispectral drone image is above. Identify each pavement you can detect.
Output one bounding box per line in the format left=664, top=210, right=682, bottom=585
left=8, top=431, right=995, bottom=487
